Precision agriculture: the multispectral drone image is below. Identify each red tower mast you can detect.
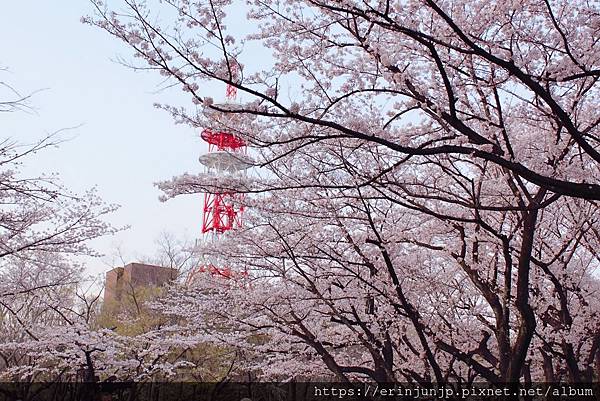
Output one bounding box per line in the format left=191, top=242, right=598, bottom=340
left=188, top=82, right=251, bottom=282
left=199, top=128, right=249, bottom=235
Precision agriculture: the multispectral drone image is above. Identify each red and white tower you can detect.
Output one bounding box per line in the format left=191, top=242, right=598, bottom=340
left=199, top=128, right=250, bottom=235
left=188, top=83, right=252, bottom=282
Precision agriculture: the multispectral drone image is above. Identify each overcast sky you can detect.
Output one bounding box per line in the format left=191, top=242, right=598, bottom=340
left=1, top=1, right=217, bottom=277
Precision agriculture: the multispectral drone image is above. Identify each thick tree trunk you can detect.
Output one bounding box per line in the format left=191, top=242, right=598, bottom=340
left=541, top=348, right=555, bottom=382
left=508, top=206, right=540, bottom=382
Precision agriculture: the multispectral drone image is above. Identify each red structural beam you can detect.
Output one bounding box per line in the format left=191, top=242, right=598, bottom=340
left=201, top=192, right=244, bottom=234
left=201, top=129, right=246, bottom=151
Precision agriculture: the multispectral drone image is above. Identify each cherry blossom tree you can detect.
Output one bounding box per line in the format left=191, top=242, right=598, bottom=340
left=86, top=0, right=600, bottom=384
left=0, top=77, right=123, bottom=383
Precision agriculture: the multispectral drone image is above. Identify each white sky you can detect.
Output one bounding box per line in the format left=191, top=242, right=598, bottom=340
left=1, top=1, right=217, bottom=277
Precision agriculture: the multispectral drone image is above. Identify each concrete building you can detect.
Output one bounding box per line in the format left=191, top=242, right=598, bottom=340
left=104, top=262, right=178, bottom=304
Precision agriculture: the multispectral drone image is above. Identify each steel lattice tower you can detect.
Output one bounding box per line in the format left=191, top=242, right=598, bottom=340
left=189, top=81, right=252, bottom=282
left=199, top=128, right=250, bottom=234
